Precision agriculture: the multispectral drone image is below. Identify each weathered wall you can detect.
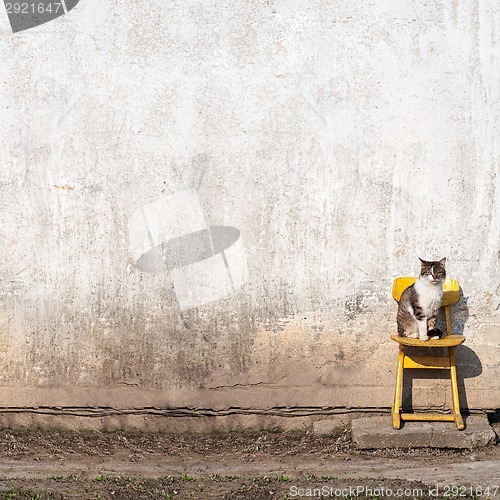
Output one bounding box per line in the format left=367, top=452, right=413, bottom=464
left=0, top=0, right=498, bottom=427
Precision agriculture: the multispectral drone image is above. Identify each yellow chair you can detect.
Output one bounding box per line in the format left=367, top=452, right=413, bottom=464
left=391, top=277, right=465, bottom=430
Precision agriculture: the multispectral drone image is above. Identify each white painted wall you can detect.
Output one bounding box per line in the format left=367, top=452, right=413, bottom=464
left=0, top=0, right=498, bottom=420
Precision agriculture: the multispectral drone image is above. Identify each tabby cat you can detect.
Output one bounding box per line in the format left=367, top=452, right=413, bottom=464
left=396, top=258, right=446, bottom=341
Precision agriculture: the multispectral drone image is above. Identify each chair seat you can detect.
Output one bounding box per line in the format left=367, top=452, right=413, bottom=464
left=390, top=335, right=465, bottom=347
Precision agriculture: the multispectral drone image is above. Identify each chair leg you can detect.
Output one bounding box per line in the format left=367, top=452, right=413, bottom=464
left=449, top=347, right=464, bottom=430
left=392, top=347, right=405, bottom=429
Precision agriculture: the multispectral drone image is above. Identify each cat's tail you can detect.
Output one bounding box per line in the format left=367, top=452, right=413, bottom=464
left=428, top=328, right=443, bottom=340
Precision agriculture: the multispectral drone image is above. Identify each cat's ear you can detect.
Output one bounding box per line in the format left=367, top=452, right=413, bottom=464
left=439, top=257, right=447, bottom=266
left=418, top=258, right=427, bottom=273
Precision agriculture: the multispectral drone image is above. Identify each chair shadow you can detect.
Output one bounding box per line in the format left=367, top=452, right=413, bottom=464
left=400, top=289, right=482, bottom=429
left=449, top=287, right=469, bottom=335
left=402, top=346, right=482, bottom=414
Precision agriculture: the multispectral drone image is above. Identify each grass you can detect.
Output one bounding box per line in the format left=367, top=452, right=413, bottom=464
left=0, top=475, right=485, bottom=500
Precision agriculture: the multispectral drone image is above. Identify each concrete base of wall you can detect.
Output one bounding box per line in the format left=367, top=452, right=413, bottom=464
left=0, top=408, right=496, bottom=436
left=0, top=408, right=363, bottom=433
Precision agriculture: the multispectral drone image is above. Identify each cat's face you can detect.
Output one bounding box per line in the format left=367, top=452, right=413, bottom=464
left=419, top=257, right=446, bottom=285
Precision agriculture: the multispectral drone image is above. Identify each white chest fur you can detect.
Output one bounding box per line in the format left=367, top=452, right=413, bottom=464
left=414, top=278, right=443, bottom=316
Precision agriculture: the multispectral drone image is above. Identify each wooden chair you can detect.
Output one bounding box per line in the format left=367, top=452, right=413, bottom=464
left=390, top=277, right=465, bottom=430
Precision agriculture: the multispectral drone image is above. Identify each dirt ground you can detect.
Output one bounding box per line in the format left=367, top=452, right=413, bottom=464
left=0, top=424, right=498, bottom=499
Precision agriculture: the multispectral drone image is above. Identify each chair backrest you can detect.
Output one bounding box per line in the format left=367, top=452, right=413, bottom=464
left=392, top=277, right=460, bottom=307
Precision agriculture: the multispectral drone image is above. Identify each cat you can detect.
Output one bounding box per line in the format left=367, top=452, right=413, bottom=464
left=397, top=257, right=446, bottom=341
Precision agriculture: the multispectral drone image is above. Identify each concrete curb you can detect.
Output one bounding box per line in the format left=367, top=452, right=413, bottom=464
left=351, top=415, right=497, bottom=449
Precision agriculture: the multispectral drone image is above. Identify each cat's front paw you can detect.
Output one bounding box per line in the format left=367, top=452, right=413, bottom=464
left=419, top=334, right=429, bottom=341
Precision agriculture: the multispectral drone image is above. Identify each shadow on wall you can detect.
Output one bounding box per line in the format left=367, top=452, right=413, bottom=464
left=434, top=286, right=469, bottom=334
left=402, top=346, right=482, bottom=413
